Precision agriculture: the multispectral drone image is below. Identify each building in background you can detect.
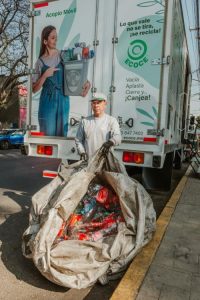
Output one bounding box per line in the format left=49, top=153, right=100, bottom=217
left=18, top=85, right=27, bottom=129
left=0, top=76, right=27, bottom=128
left=0, top=75, right=19, bottom=128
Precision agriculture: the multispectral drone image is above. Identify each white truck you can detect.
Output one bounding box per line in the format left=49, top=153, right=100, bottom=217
left=25, top=0, right=191, bottom=190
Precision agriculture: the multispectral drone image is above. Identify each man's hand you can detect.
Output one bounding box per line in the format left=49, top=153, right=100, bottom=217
left=102, top=140, right=114, bottom=154
left=80, top=152, right=88, bottom=161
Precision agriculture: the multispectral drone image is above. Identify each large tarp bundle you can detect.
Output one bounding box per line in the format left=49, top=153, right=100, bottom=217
left=22, top=150, right=156, bottom=289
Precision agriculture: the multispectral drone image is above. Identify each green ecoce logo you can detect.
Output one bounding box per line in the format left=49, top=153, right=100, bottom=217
left=125, top=40, right=148, bottom=68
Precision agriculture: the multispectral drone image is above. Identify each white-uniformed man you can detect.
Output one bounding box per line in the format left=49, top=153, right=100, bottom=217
left=75, top=93, right=121, bottom=161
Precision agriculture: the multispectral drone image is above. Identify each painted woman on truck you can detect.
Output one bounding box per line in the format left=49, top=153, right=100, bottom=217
left=32, top=25, right=90, bottom=137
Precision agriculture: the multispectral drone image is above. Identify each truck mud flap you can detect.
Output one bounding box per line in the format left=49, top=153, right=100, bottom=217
left=142, top=152, right=174, bottom=191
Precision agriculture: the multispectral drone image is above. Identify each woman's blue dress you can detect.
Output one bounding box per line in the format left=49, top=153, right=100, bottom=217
left=38, top=58, right=70, bottom=136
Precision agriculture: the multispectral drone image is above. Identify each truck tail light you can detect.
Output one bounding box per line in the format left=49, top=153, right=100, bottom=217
left=30, top=131, right=45, bottom=136
left=123, top=152, right=144, bottom=164
left=143, top=137, right=157, bottom=142
left=34, top=2, right=49, bottom=9
left=37, top=145, right=53, bottom=156
left=43, top=170, right=58, bottom=178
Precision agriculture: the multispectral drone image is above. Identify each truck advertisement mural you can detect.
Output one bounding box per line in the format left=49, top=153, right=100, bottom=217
left=31, top=0, right=96, bottom=137
left=112, top=0, right=166, bottom=142
left=30, top=0, right=166, bottom=141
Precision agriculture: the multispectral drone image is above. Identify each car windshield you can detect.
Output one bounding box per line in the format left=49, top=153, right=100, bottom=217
left=11, top=131, right=25, bottom=135
left=0, top=130, right=13, bottom=135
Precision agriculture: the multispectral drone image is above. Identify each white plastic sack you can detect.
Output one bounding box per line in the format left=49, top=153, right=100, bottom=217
left=22, top=150, right=156, bottom=289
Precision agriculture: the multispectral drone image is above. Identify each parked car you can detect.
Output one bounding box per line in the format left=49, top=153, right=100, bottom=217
left=0, top=129, right=26, bottom=150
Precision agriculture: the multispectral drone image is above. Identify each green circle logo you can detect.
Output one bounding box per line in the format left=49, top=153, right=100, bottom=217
left=128, top=40, right=147, bottom=61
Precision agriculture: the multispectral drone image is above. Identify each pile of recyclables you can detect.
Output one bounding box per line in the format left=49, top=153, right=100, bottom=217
left=22, top=149, right=156, bottom=289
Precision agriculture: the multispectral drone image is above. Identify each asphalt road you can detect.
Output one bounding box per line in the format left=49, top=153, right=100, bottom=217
left=0, top=149, right=189, bottom=300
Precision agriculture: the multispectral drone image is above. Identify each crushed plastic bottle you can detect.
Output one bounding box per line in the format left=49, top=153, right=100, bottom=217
left=54, top=182, right=125, bottom=244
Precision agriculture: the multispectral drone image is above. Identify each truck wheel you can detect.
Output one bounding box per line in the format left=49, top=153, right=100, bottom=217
left=173, top=149, right=182, bottom=169
left=125, top=166, right=142, bottom=176
left=20, top=145, right=28, bottom=155
left=142, top=152, right=174, bottom=191
left=1, top=140, right=10, bottom=150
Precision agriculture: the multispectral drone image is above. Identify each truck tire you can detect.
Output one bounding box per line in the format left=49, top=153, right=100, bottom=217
left=20, top=145, right=28, bottom=155
left=125, top=166, right=142, bottom=176
left=173, top=149, right=182, bottom=169
left=1, top=140, right=10, bottom=150
left=142, top=152, right=174, bottom=191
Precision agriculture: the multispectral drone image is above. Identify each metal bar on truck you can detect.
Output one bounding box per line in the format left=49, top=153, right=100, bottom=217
left=91, top=0, right=100, bottom=94
left=110, top=0, right=118, bottom=115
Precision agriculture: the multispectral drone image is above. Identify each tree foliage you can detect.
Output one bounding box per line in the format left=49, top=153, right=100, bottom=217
left=0, top=0, right=29, bottom=109
left=196, top=115, right=200, bottom=126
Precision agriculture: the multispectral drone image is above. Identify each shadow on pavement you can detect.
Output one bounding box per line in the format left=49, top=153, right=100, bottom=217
left=0, top=191, right=67, bottom=293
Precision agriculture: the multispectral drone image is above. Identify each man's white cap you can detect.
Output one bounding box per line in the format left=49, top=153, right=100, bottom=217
left=91, top=92, right=107, bottom=101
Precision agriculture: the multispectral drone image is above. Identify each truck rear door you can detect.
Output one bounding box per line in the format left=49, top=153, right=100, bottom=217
left=111, top=0, right=166, bottom=144
left=30, top=0, right=97, bottom=138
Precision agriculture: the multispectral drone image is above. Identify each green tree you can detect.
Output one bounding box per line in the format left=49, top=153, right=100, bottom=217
left=0, top=0, right=29, bottom=110
left=196, top=115, right=200, bottom=126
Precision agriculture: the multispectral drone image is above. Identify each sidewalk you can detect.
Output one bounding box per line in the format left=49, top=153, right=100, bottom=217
left=111, top=167, right=200, bottom=300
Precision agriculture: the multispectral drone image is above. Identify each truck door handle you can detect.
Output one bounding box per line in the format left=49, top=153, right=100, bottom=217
left=125, top=118, right=134, bottom=128
left=70, top=118, right=79, bottom=126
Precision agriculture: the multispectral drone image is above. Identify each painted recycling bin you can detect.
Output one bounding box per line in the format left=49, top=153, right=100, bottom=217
left=60, top=42, right=94, bottom=96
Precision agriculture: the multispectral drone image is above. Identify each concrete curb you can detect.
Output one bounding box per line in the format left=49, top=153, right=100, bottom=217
left=110, top=166, right=192, bottom=300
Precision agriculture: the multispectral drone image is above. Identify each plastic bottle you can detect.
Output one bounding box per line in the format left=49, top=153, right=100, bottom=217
left=89, top=50, right=95, bottom=58
left=82, top=46, right=89, bottom=59
left=73, top=46, right=83, bottom=60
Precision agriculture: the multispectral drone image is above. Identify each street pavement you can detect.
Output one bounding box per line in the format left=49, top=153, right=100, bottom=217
left=0, top=150, right=91, bottom=300
left=0, top=149, right=196, bottom=300
left=0, top=150, right=123, bottom=300
left=111, top=167, right=200, bottom=300
left=135, top=170, right=200, bottom=300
